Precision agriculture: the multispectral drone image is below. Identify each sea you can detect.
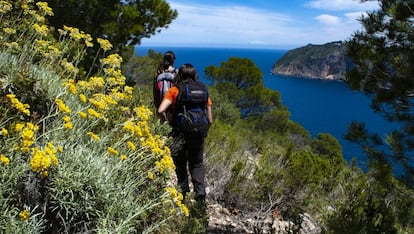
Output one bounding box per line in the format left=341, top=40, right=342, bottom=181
left=135, top=46, right=400, bottom=170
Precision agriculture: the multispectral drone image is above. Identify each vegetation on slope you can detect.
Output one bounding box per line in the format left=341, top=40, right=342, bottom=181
left=1, top=1, right=413, bottom=233
left=203, top=57, right=414, bottom=232
left=0, top=2, right=186, bottom=233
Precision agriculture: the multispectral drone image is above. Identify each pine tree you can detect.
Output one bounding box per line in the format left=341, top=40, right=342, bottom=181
left=346, top=0, right=414, bottom=185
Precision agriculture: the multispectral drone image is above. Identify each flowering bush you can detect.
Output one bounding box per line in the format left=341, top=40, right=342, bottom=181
left=0, top=1, right=186, bottom=233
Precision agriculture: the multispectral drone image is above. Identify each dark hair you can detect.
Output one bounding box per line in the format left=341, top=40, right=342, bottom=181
left=176, top=64, right=198, bottom=84
left=162, top=51, right=176, bottom=69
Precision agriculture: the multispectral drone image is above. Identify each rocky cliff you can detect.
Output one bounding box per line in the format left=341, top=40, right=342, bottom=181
left=271, top=41, right=354, bottom=80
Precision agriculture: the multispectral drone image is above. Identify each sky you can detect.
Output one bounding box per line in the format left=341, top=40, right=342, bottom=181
left=139, top=0, right=380, bottom=49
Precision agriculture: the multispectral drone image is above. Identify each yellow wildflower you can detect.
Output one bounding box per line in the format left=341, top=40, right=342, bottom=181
left=107, top=147, right=119, bottom=156
left=55, top=99, right=71, bottom=114
left=62, top=116, right=73, bottom=129
left=19, top=209, right=30, bottom=221
left=181, top=204, right=189, bottom=217
left=3, top=27, right=16, bottom=34
left=34, top=39, right=49, bottom=50
left=4, top=42, right=19, bottom=50
left=97, top=38, right=113, bottom=51
left=57, top=145, right=63, bottom=153
left=6, top=94, right=31, bottom=116
left=36, top=2, right=54, bottom=16
left=57, top=28, right=67, bottom=36
left=30, top=147, right=51, bottom=173
left=77, top=111, right=87, bottom=119
left=148, top=171, right=154, bottom=180
left=63, top=25, right=83, bottom=41
left=100, top=53, right=123, bottom=68
left=87, top=108, right=103, bottom=119
left=63, top=79, right=77, bottom=94
left=64, top=122, right=73, bottom=129
left=120, top=155, right=127, bottom=161
left=32, top=13, right=45, bottom=23
left=134, top=106, right=152, bottom=121
left=15, top=123, right=25, bottom=132
left=79, top=94, right=87, bottom=103
left=32, top=23, right=49, bottom=36
left=27, top=123, right=39, bottom=131
left=62, top=116, right=70, bottom=123
left=104, top=67, right=124, bottom=78
left=84, top=34, right=93, bottom=47
left=0, top=154, right=10, bottom=165
left=0, top=1, right=12, bottom=13
left=22, top=128, right=36, bottom=148
left=43, top=45, right=62, bottom=58
left=120, top=106, right=130, bottom=113
left=126, top=141, right=136, bottom=151
left=165, top=187, right=188, bottom=216
left=50, top=155, right=58, bottom=166
left=77, top=80, right=89, bottom=90
left=60, top=58, right=79, bottom=74
left=89, top=98, right=107, bottom=110
left=124, top=86, right=133, bottom=96
left=1, top=128, right=8, bottom=136
left=88, top=76, right=105, bottom=89
left=86, top=132, right=100, bottom=141
left=45, top=142, right=56, bottom=152
left=123, top=121, right=136, bottom=135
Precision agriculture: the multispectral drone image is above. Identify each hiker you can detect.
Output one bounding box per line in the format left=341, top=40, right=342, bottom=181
left=158, top=64, right=213, bottom=202
left=153, top=51, right=178, bottom=122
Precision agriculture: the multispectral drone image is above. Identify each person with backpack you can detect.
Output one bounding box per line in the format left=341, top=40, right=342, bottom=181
left=153, top=51, right=178, bottom=122
left=158, top=64, right=213, bottom=203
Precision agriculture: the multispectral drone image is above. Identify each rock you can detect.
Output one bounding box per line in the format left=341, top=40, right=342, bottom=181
left=271, top=41, right=355, bottom=81
left=206, top=200, right=321, bottom=233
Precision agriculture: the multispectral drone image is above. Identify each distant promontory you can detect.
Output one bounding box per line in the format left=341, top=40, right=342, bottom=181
left=271, top=41, right=354, bottom=81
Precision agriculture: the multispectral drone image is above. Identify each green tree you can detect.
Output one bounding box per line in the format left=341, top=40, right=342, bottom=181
left=346, top=0, right=414, bottom=184
left=205, top=57, right=283, bottom=117
left=311, top=133, right=346, bottom=177
left=208, top=87, right=241, bottom=124
left=39, top=0, right=178, bottom=52
left=123, top=49, right=161, bottom=86
left=205, top=57, right=262, bottom=89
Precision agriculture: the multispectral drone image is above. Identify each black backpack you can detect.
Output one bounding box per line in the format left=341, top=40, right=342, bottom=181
left=174, top=81, right=209, bottom=136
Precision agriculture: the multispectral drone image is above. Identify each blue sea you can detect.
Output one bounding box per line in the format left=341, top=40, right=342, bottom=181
left=135, top=46, right=400, bottom=169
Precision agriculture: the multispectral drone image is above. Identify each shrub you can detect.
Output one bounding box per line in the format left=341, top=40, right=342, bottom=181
left=0, top=1, right=187, bottom=233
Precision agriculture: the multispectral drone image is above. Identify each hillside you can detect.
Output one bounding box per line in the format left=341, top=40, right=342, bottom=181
left=2, top=1, right=414, bottom=234
left=271, top=41, right=354, bottom=80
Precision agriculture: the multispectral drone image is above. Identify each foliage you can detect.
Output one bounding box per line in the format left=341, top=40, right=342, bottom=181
left=36, top=0, right=178, bottom=51
left=205, top=57, right=283, bottom=117
left=123, top=49, right=162, bottom=86
left=251, top=108, right=291, bottom=134
left=346, top=0, right=414, bottom=184
left=311, top=133, right=346, bottom=176
left=323, top=167, right=414, bottom=234
left=205, top=57, right=262, bottom=89
left=0, top=1, right=187, bottom=233
left=207, top=87, right=241, bottom=124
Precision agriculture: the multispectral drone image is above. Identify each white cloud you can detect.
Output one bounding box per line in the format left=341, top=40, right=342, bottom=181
left=139, top=1, right=377, bottom=49
left=315, top=14, right=341, bottom=25
left=307, top=0, right=379, bottom=11
left=141, top=2, right=304, bottom=48
left=345, top=11, right=367, bottom=21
